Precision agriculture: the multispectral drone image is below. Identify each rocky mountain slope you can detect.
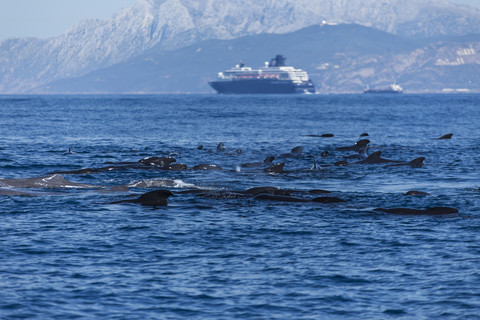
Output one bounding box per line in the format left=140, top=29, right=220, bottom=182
left=1, top=0, right=479, bottom=93
left=39, top=24, right=480, bottom=94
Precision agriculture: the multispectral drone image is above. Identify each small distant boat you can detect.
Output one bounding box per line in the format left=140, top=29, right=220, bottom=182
left=209, top=55, right=315, bottom=94
left=364, top=83, right=403, bottom=94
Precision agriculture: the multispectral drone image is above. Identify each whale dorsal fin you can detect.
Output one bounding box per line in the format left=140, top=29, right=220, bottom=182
left=291, top=146, right=303, bottom=154
left=407, top=157, right=425, bottom=167
left=363, top=151, right=382, bottom=163
left=439, top=133, right=453, bottom=139
left=264, top=156, right=275, bottom=163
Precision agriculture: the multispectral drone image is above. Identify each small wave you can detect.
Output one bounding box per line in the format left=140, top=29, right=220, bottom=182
left=128, top=179, right=197, bottom=189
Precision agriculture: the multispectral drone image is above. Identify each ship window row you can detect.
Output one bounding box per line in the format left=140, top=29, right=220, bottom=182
left=219, top=71, right=309, bottom=81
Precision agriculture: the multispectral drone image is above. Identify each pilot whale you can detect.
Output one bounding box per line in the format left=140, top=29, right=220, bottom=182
left=254, top=194, right=310, bottom=202
left=241, top=156, right=275, bottom=168
left=335, top=139, right=370, bottom=152
left=311, top=197, right=346, bottom=203
left=0, top=174, right=99, bottom=189
left=264, top=163, right=286, bottom=173
left=307, top=133, right=334, bottom=138
left=139, top=156, right=176, bottom=167
left=388, top=157, right=425, bottom=168
left=278, top=146, right=303, bottom=158
left=217, top=142, right=226, bottom=152
left=405, top=190, right=431, bottom=196
left=64, top=147, right=75, bottom=155
left=243, top=186, right=291, bottom=196
left=355, top=151, right=403, bottom=164
left=343, top=146, right=368, bottom=160
left=374, top=207, right=458, bottom=215
left=435, top=133, right=453, bottom=140
left=111, top=190, right=174, bottom=207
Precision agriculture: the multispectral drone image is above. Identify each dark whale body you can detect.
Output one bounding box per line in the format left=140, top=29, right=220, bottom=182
left=355, top=151, right=402, bottom=164
left=166, top=164, right=188, bottom=171
left=343, top=146, right=368, bottom=160
left=335, top=139, right=370, bottom=152
left=307, top=133, right=334, bottom=138
left=405, top=190, right=431, bottom=196
left=374, top=207, right=458, bottom=215
left=311, top=197, right=346, bottom=203
left=278, top=146, right=303, bottom=158
left=241, top=156, right=275, bottom=168
left=264, top=163, right=286, bottom=173
left=388, top=157, right=425, bottom=168
left=308, top=189, right=331, bottom=194
left=139, top=156, right=177, bottom=167
left=111, top=190, right=174, bottom=207
left=217, top=142, right=226, bottom=152
left=435, top=133, right=453, bottom=140
left=254, top=194, right=310, bottom=202
left=243, top=186, right=291, bottom=196
left=54, top=156, right=183, bottom=174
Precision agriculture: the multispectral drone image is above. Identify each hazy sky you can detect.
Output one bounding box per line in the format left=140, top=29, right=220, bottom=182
left=0, top=0, right=479, bottom=42
left=0, top=0, right=137, bottom=41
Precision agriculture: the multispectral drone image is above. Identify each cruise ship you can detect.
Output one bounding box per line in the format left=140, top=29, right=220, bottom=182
left=209, top=55, right=315, bottom=94
left=364, top=83, right=403, bottom=94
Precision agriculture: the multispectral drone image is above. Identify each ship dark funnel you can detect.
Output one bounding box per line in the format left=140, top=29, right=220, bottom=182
left=269, top=55, right=286, bottom=67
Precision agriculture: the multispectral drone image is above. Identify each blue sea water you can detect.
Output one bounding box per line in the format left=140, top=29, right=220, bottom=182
left=0, top=94, right=479, bottom=319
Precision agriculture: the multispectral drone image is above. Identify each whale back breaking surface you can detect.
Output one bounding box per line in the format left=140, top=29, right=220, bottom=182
left=355, top=151, right=396, bottom=164
left=374, top=207, right=459, bottom=215
left=335, top=139, right=370, bottom=151
left=111, top=189, right=174, bottom=207
left=0, top=174, right=99, bottom=189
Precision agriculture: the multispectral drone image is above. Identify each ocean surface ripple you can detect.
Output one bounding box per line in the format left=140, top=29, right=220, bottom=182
left=1, top=94, right=479, bottom=319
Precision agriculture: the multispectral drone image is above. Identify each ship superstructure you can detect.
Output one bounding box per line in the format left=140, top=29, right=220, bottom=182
left=364, top=83, right=403, bottom=94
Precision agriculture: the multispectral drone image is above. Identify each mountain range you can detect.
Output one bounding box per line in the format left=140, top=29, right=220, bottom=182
left=40, top=24, right=480, bottom=94
left=1, top=0, right=479, bottom=93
